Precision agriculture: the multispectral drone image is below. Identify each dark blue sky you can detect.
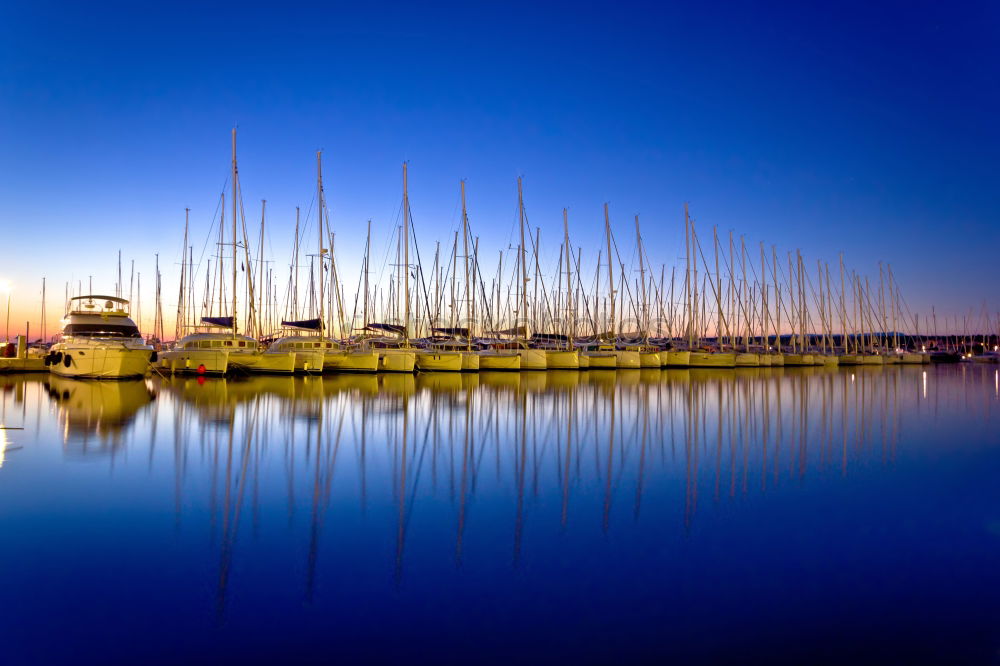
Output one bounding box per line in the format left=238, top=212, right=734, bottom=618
left=1, top=1, right=997, bottom=332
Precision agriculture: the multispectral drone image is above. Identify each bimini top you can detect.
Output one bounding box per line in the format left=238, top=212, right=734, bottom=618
left=70, top=295, right=129, bottom=304
left=67, top=295, right=130, bottom=316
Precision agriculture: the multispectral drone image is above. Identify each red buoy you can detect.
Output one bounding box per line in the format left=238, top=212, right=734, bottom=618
left=197, top=364, right=206, bottom=374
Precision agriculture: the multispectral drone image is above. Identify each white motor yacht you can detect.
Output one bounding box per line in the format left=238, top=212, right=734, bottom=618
left=47, top=295, right=154, bottom=379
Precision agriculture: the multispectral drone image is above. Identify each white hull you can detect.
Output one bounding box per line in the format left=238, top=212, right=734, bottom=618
left=378, top=349, right=416, bottom=373
left=545, top=350, right=580, bottom=369
left=415, top=351, right=464, bottom=372
left=515, top=348, right=548, bottom=370
left=159, top=349, right=230, bottom=375
left=50, top=345, right=151, bottom=379
left=479, top=352, right=521, bottom=371
left=293, top=349, right=326, bottom=374
left=229, top=350, right=296, bottom=374
left=325, top=349, right=380, bottom=373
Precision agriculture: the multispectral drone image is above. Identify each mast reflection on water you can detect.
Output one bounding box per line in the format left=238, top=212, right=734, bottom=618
left=0, top=365, right=997, bottom=662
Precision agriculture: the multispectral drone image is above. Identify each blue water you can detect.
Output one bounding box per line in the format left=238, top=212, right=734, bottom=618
left=0, top=366, right=997, bottom=664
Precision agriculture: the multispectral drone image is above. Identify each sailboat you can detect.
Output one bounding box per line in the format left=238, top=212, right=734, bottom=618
left=417, top=182, right=481, bottom=371
left=538, top=208, right=580, bottom=369
left=451, top=181, right=481, bottom=371
left=162, top=129, right=295, bottom=375
left=268, top=151, right=376, bottom=374
left=604, top=205, right=640, bottom=369
left=369, top=163, right=418, bottom=373
left=686, top=213, right=735, bottom=368
left=730, top=234, right=760, bottom=368
left=397, top=165, right=463, bottom=372
left=628, top=215, right=662, bottom=368
left=507, top=178, right=547, bottom=371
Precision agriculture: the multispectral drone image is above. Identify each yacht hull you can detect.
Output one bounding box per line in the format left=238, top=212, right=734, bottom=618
left=415, top=351, right=463, bottom=372
left=581, top=352, right=616, bottom=369
left=614, top=351, right=641, bottom=369
left=663, top=350, right=691, bottom=367
left=50, top=345, right=151, bottom=379
left=230, top=351, right=296, bottom=375
left=515, top=349, right=547, bottom=370
left=638, top=351, right=661, bottom=368
left=689, top=352, right=736, bottom=368
left=160, top=349, right=229, bottom=375
left=324, top=350, right=380, bottom=373
left=294, top=350, right=325, bottom=374
left=378, top=349, right=416, bottom=373
left=783, top=354, right=813, bottom=366
left=545, top=350, right=580, bottom=370
left=460, top=352, right=480, bottom=371
left=478, top=352, right=521, bottom=371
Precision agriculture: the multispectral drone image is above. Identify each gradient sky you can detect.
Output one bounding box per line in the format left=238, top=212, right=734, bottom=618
left=2, top=1, right=998, bottom=337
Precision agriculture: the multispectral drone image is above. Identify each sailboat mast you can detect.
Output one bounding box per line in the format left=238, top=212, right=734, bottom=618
left=231, top=129, right=239, bottom=337
left=636, top=214, right=647, bottom=343
left=889, top=264, right=898, bottom=351
left=684, top=204, right=693, bottom=347
left=258, top=199, right=266, bottom=337
left=772, top=245, right=781, bottom=353
left=294, top=207, right=300, bottom=319
left=461, top=181, right=471, bottom=348
left=817, top=259, right=826, bottom=353
left=176, top=208, right=189, bottom=341
left=839, top=253, right=847, bottom=353
left=316, top=151, right=325, bottom=335
left=564, top=208, right=573, bottom=350
left=705, top=226, right=733, bottom=351
left=878, top=263, right=886, bottom=352
left=740, top=235, right=749, bottom=352
left=518, top=178, right=528, bottom=338
left=533, top=227, right=541, bottom=331
left=760, top=241, right=771, bottom=353
left=364, top=220, right=371, bottom=330
left=402, top=162, right=410, bottom=342
left=604, top=203, right=614, bottom=339
left=824, top=262, right=833, bottom=353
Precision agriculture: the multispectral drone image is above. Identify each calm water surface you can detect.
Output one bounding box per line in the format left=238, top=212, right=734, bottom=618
left=1, top=366, right=998, bottom=664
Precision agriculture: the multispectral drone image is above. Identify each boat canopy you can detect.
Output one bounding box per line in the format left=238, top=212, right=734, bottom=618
left=496, top=325, right=527, bottom=337
left=201, top=316, right=234, bottom=328
left=531, top=332, right=570, bottom=343
left=281, top=317, right=323, bottom=331
left=366, top=323, right=406, bottom=336
left=432, top=327, right=470, bottom=337
left=70, top=294, right=129, bottom=304
left=66, top=294, right=131, bottom=315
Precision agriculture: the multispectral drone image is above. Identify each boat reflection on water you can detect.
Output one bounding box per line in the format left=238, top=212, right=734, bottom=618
left=3, top=364, right=997, bottom=661
left=46, top=375, right=156, bottom=454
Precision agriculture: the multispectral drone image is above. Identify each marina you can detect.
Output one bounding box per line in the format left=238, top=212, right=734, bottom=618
left=4, top=3, right=998, bottom=663
left=5, top=129, right=993, bottom=379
